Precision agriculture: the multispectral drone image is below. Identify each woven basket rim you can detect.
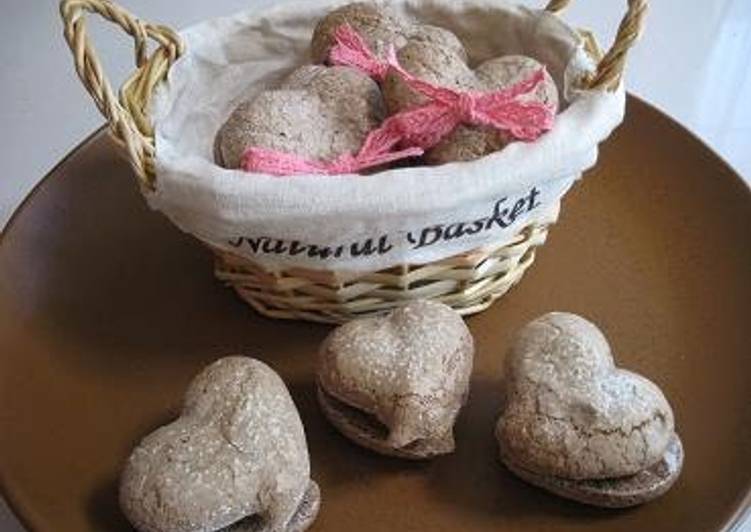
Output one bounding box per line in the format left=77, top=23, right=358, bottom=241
left=58, top=0, right=646, bottom=323
left=60, top=0, right=647, bottom=189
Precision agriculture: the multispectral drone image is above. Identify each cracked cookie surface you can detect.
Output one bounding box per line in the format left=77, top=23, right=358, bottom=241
left=215, top=65, right=384, bottom=169
left=317, top=299, right=474, bottom=457
left=311, top=2, right=466, bottom=65
left=120, top=357, right=318, bottom=532
left=496, top=312, right=675, bottom=480
left=502, top=433, right=684, bottom=508
left=383, top=41, right=558, bottom=164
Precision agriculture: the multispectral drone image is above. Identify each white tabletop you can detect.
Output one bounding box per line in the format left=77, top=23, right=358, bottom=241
left=1, top=0, right=750, bottom=530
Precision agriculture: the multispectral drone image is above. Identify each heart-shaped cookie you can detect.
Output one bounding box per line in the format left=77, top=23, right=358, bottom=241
left=311, top=2, right=466, bottom=67
left=120, top=357, right=320, bottom=532
left=317, top=299, right=474, bottom=459
left=496, top=313, right=683, bottom=507
left=383, top=40, right=559, bottom=164
left=215, top=65, right=384, bottom=170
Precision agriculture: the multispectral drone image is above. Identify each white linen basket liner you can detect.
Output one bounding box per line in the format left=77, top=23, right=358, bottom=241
left=148, top=0, right=625, bottom=273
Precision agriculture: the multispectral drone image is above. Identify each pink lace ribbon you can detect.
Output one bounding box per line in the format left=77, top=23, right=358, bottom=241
left=381, top=47, right=556, bottom=149
left=240, top=123, right=423, bottom=176
left=241, top=26, right=555, bottom=176
left=329, top=24, right=555, bottom=147
left=328, top=24, right=390, bottom=82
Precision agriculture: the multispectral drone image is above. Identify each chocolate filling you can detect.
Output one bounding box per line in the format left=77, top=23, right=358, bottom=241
left=318, top=384, right=446, bottom=458
left=502, top=433, right=684, bottom=508
left=220, top=480, right=320, bottom=532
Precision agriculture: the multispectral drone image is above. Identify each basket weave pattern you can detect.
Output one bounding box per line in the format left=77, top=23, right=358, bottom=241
left=60, top=0, right=647, bottom=323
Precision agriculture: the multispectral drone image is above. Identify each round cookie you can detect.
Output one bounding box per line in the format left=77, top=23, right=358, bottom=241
left=495, top=312, right=683, bottom=507
left=215, top=65, right=384, bottom=169
left=120, top=357, right=320, bottom=532
left=317, top=299, right=474, bottom=459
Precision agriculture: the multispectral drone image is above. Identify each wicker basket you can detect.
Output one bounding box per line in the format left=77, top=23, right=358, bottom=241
left=60, top=0, right=646, bottom=323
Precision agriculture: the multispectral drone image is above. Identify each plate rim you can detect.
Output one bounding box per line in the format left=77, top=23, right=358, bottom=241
left=1, top=96, right=749, bottom=532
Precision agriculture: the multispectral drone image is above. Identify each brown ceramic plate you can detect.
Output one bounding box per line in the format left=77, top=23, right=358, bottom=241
left=1, top=96, right=750, bottom=531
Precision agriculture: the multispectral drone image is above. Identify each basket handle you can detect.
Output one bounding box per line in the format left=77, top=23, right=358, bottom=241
left=545, top=0, right=648, bottom=92
left=60, top=0, right=183, bottom=188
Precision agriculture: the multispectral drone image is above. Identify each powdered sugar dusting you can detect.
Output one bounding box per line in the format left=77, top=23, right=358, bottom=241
left=497, top=312, right=677, bottom=481
left=120, top=357, right=314, bottom=532
left=319, top=300, right=474, bottom=449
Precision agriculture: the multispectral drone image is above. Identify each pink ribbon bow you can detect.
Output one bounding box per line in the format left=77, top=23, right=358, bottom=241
left=328, top=23, right=390, bottom=82
left=240, top=122, right=423, bottom=176
left=241, top=25, right=555, bottom=176
left=380, top=47, right=556, bottom=149
left=329, top=24, right=556, bottom=146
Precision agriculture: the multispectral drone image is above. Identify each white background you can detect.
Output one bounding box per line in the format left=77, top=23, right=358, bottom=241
left=1, top=0, right=750, bottom=529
